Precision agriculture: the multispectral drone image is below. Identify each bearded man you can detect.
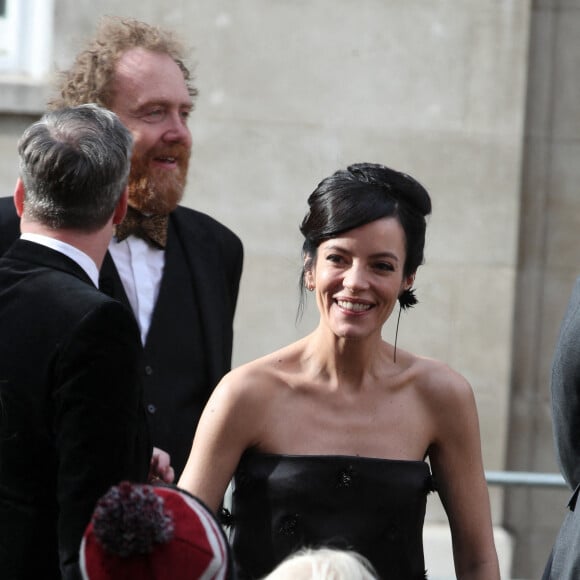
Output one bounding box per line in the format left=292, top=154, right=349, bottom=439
left=0, top=17, right=244, bottom=479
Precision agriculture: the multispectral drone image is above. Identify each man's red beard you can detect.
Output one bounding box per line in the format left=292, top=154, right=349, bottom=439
left=127, top=145, right=190, bottom=215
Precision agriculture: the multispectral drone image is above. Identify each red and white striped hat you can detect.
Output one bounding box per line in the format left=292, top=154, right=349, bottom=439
left=80, top=481, right=233, bottom=580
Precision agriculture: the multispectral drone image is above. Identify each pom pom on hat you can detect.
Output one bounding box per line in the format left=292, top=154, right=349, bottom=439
left=91, top=481, right=174, bottom=557
left=80, top=482, right=233, bottom=580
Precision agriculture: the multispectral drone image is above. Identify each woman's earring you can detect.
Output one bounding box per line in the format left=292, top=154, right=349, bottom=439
left=394, top=288, right=418, bottom=363
left=398, top=288, right=418, bottom=310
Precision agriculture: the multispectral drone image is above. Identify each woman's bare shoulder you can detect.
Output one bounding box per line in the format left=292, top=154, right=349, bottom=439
left=409, top=354, right=474, bottom=405
left=405, top=355, right=480, bottom=451
left=215, top=342, right=303, bottom=402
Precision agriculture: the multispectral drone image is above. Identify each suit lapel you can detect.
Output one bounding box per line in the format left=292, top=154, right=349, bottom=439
left=99, top=251, right=132, bottom=310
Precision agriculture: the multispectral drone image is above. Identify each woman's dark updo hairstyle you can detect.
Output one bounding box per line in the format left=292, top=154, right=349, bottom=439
left=299, top=162, right=432, bottom=315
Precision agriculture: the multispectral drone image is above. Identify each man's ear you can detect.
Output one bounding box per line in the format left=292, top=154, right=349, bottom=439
left=13, top=178, right=25, bottom=217
left=113, top=187, right=129, bottom=225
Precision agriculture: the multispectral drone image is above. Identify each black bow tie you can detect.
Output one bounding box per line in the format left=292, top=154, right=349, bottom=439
left=115, top=207, right=168, bottom=249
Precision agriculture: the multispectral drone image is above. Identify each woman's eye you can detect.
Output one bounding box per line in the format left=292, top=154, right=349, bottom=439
left=326, top=254, right=343, bottom=263
left=375, top=262, right=395, bottom=272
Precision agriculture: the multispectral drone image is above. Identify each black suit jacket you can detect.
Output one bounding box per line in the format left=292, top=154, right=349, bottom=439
left=0, top=197, right=244, bottom=478
left=101, top=206, right=243, bottom=476
left=0, top=240, right=150, bottom=579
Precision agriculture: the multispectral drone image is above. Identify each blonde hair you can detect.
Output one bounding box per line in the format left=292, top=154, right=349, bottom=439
left=263, top=547, right=379, bottom=580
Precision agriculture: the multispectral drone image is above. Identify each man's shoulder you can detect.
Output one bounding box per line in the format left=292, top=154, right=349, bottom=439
left=1, top=255, right=134, bottom=343
left=17, top=258, right=108, bottom=305
left=172, top=205, right=234, bottom=231
left=43, top=271, right=138, bottom=342
left=172, top=205, right=242, bottom=245
left=3, top=242, right=114, bottom=307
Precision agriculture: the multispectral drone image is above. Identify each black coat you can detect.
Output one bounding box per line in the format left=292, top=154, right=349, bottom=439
left=0, top=240, right=150, bottom=579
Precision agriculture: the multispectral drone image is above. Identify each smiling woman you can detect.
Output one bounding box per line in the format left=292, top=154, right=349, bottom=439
left=308, top=218, right=411, bottom=341
left=178, top=162, right=500, bottom=580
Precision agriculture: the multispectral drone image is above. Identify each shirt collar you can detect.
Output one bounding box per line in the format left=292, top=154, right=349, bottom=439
left=20, top=232, right=100, bottom=287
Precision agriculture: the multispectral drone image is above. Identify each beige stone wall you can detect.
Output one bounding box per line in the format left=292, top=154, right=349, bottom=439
left=504, top=2, right=580, bottom=578
left=0, top=1, right=546, bottom=577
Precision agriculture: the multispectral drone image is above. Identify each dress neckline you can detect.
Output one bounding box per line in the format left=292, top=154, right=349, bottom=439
left=243, top=450, right=428, bottom=467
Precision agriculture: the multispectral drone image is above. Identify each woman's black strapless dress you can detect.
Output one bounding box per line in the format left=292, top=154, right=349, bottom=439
left=226, top=452, right=434, bottom=579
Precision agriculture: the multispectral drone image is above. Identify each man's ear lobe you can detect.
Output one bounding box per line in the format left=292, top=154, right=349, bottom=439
left=13, top=178, right=25, bottom=217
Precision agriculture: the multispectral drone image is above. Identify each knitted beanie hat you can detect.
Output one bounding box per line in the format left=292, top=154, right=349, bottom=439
left=79, top=482, right=233, bottom=580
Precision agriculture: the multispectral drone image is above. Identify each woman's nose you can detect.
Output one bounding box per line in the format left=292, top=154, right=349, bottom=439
left=343, top=264, right=369, bottom=292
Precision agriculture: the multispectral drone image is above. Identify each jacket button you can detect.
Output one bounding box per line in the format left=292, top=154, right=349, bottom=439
left=147, top=404, right=157, bottom=414
left=144, top=365, right=153, bottom=375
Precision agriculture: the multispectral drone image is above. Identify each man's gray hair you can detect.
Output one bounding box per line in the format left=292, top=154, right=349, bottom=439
left=18, top=103, right=133, bottom=230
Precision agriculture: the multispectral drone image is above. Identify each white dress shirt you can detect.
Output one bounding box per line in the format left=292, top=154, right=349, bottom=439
left=108, top=235, right=165, bottom=345
left=20, top=232, right=99, bottom=288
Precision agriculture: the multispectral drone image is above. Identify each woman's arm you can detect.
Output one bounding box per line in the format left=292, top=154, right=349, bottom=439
left=426, top=364, right=500, bottom=580
left=178, top=366, right=264, bottom=513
